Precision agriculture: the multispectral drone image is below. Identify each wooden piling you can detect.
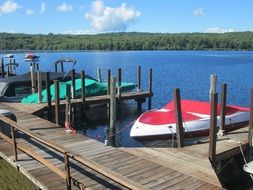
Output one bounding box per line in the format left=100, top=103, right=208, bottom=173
left=30, top=63, right=36, bottom=94
left=97, top=67, right=102, bottom=82
left=148, top=68, right=152, bottom=110
left=209, top=92, right=218, bottom=166
left=107, top=69, right=111, bottom=95
left=71, top=69, right=76, bottom=126
left=1, top=58, right=4, bottom=78
left=209, top=74, right=217, bottom=100
left=71, top=69, right=76, bottom=99
left=118, top=68, right=122, bottom=98
left=54, top=80, right=60, bottom=126
left=137, top=65, right=141, bottom=91
left=45, top=72, right=52, bottom=122
left=65, top=84, right=71, bottom=128
left=107, top=69, right=111, bottom=119
left=37, top=71, right=42, bottom=103
left=173, top=88, right=184, bottom=148
left=109, top=77, right=117, bottom=147
left=60, top=61, right=64, bottom=73
left=36, top=63, right=39, bottom=72
left=248, top=89, right=253, bottom=160
left=64, top=153, right=71, bottom=190
left=219, top=83, right=227, bottom=136
left=81, top=70, right=86, bottom=121
left=137, top=65, right=142, bottom=112
left=11, top=126, right=18, bottom=162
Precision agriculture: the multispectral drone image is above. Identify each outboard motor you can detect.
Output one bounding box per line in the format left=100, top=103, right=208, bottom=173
left=0, top=109, right=17, bottom=137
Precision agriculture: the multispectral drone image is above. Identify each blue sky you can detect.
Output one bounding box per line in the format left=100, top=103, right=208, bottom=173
left=0, top=0, right=252, bottom=34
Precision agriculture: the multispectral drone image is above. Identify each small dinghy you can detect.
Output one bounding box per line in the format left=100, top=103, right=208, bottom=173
left=130, top=99, right=250, bottom=140
left=24, top=53, right=40, bottom=61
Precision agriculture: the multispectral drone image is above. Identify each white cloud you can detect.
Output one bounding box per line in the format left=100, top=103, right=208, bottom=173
left=194, top=8, right=204, bottom=16
left=57, top=2, right=73, bottom=12
left=205, top=27, right=235, bottom=33
left=40, top=2, right=46, bottom=14
left=0, top=0, right=22, bottom=15
left=25, top=9, right=34, bottom=15
left=85, top=0, right=141, bottom=32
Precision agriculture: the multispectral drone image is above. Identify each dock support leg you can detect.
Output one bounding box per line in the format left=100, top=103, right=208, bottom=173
left=218, top=83, right=227, bottom=136
left=174, top=88, right=184, bottom=148
left=45, top=72, right=52, bottom=122
left=209, top=92, right=218, bottom=167
left=81, top=70, right=86, bottom=122
left=248, top=89, right=253, bottom=160
left=109, top=77, right=116, bottom=147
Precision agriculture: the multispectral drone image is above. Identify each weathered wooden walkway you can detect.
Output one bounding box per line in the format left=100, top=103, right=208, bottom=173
left=0, top=103, right=226, bottom=189
left=0, top=101, right=249, bottom=189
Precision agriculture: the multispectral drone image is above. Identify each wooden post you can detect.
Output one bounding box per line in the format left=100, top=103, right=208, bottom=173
left=209, top=74, right=217, bottom=101
left=117, top=68, right=122, bottom=98
left=148, top=68, right=152, bottom=110
left=97, top=67, right=102, bottom=82
left=1, top=58, right=4, bottom=78
left=209, top=92, right=218, bottom=166
left=61, top=61, right=64, bottom=73
left=137, top=65, right=142, bottom=112
left=71, top=69, right=76, bottom=126
left=45, top=72, right=52, bottom=121
left=219, top=83, right=227, bottom=136
left=174, top=88, right=184, bottom=148
left=30, top=63, right=36, bottom=94
left=37, top=71, right=42, bottom=103
left=110, top=77, right=117, bottom=147
left=81, top=70, right=86, bottom=121
left=55, top=63, right=57, bottom=73
left=107, top=69, right=111, bottom=95
left=137, top=65, right=141, bottom=91
left=107, top=69, right=111, bottom=119
left=65, top=84, right=71, bottom=129
left=248, top=89, right=253, bottom=160
left=54, top=80, right=60, bottom=126
left=36, top=63, right=39, bottom=72
left=64, top=153, right=71, bottom=190
left=11, top=126, right=18, bottom=162
left=71, top=69, right=76, bottom=99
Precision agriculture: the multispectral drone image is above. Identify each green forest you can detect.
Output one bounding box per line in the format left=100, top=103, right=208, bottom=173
left=1, top=32, right=253, bottom=51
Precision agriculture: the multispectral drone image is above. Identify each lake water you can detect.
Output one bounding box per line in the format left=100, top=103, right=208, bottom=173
left=1, top=50, right=253, bottom=147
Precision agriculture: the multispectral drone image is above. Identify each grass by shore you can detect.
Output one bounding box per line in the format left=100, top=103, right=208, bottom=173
left=0, top=157, right=37, bottom=190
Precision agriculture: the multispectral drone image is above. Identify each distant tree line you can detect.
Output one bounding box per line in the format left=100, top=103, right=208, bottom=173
left=0, top=32, right=253, bottom=51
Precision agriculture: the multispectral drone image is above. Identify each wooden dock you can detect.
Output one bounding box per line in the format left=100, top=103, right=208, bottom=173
left=0, top=101, right=230, bottom=189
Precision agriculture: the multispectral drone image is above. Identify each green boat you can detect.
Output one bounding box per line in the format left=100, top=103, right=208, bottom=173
left=21, top=78, right=136, bottom=104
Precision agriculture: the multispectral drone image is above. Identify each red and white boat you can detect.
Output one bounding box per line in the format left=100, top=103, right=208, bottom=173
left=130, top=100, right=250, bottom=140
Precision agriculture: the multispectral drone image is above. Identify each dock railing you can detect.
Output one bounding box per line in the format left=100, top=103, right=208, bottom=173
left=0, top=114, right=148, bottom=190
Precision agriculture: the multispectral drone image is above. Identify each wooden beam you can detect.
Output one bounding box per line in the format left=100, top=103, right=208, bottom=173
left=1, top=58, right=4, bottom=78
left=173, top=88, right=184, bottom=148
left=209, top=92, right=218, bottom=166
left=30, top=63, right=36, bottom=94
